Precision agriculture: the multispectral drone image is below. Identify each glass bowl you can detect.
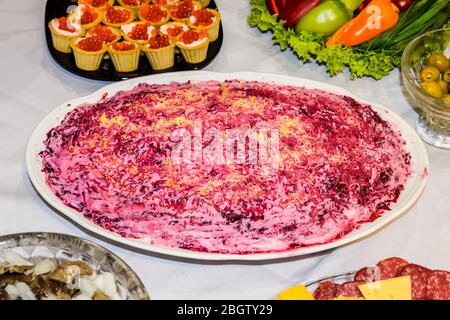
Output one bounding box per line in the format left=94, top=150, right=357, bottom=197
left=0, top=232, right=150, bottom=300
left=401, top=28, right=450, bottom=149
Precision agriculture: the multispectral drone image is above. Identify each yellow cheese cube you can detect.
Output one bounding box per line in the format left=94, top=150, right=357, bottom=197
left=275, top=285, right=315, bottom=300
left=358, top=276, right=412, bottom=300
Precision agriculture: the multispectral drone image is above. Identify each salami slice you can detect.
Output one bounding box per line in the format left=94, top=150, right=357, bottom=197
left=354, top=266, right=381, bottom=283
left=313, top=281, right=338, bottom=300
left=335, top=281, right=363, bottom=298
left=376, top=257, right=409, bottom=279
left=397, top=264, right=431, bottom=300
left=426, top=270, right=450, bottom=300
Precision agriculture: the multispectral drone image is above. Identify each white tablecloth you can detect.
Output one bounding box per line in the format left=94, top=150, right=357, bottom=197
left=0, top=0, right=449, bottom=300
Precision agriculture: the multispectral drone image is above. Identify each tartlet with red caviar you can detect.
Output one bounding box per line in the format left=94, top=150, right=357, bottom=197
left=138, top=4, right=170, bottom=26
left=102, top=5, right=135, bottom=28
left=48, top=17, right=83, bottom=53
left=198, top=0, right=210, bottom=7
left=107, top=41, right=141, bottom=72
left=69, top=5, right=104, bottom=30
left=187, top=8, right=220, bottom=42
left=86, top=24, right=121, bottom=44
left=120, top=21, right=157, bottom=45
left=153, top=0, right=181, bottom=8
left=159, top=21, right=189, bottom=40
left=70, top=36, right=108, bottom=71
left=77, top=0, right=115, bottom=10
left=117, top=0, right=150, bottom=15
left=169, top=0, right=202, bottom=22
left=176, top=29, right=209, bottom=63
left=141, top=33, right=176, bottom=70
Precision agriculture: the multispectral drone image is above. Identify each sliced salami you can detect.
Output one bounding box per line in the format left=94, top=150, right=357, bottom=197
left=354, top=266, right=381, bottom=283
left=397, top=264, right=431, bottom=300
left=376, top=257, right=409, bottom=279
left=335, top=281, right=363, bottom=298
left=313, top=281, right=338, bottom=300
left=426, top=270, right=450, bottom=300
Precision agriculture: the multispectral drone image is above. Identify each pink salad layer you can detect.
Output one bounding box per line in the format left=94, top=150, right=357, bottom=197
left=40, top=80, right=411, bottom=254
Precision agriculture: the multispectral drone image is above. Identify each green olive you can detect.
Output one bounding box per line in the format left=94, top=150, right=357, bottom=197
left=442, top=94, right=450, bottom=104
left=443, top=69, right=450, bottom=82
left=438, top=80, right=449, bottom=94
left=421, top=81, right=443, bottom=98
left=428, top=53, right=450, bottom=73
left=420, top=66, right=441, bottom=82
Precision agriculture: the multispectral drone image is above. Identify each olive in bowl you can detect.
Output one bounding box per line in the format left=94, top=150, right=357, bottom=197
left=401, top=28, right=450, bottom=149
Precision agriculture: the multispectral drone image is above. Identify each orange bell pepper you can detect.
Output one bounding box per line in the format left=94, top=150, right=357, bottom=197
left=326, top=0, right=399, bottom=47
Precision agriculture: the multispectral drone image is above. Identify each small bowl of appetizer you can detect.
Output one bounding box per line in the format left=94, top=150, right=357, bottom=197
left=0, top=232, right=149, bottom=300
left=401, top=28, right=450, bottom=149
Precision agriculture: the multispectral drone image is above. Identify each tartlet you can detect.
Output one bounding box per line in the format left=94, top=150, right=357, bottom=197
left=142, top=33, right=176, bottom=70
left=169, top=0, right=202, bottom=22
left=70, top=36, right=107, bottom=71
left=48, top=17, right=83, bottom=53
left=77, top=0, right=115, bottom=10
left=107, top=41, right=141, bottom=72
left=86, top=24, right=121, bottom=44
left=120, top=22, right=157, bottom=45
left=138, top=4, right=170, bottom=26
left=102, top=5, right=135, bottom=28
left=69, top=5, right=104, bottom=30
left=153, top=0, right=181, bottom=8
left=117, top=0, right=150, bottom=15
left=187, top=8, right=220, bottom=42
left=198, top=0, right=210, bottom=7
left=176, top=29, right=209, bottom=63
left=159, top=21, right=189, bottom=40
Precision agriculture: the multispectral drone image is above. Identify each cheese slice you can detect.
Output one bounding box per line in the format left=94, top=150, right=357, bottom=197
left=333, top=296, right=365, bottom=300
left=275, top=285, right=315, bottom=300
left=358, top=276, right=412, bottom=300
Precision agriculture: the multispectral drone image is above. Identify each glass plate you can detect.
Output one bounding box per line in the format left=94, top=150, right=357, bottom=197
left=305, top=271, right=357, bottom=292
left=0, top=232, right=149, bottom=300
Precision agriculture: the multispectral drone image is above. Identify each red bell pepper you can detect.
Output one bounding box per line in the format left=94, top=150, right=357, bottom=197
left=279, top=0, right=320, bottom=28
left=359, top=0, right=415, bottom=11
left=266, top=0, right=320, bottom=28
left=266, top=0, right=280, bottom=14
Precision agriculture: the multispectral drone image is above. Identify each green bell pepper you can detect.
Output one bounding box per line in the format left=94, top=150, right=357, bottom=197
left=295, top=0, right=364, bottom=35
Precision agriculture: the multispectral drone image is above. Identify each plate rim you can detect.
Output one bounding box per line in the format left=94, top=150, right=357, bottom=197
left=26, top=71, right=429, bottom=261
left=44, top=0, right=224, bottom=81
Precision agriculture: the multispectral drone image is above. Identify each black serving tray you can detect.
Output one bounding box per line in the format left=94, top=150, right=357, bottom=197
left=45, top=0, right=223, bottom=81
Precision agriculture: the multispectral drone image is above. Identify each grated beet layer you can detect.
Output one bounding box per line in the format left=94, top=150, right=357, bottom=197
left=40, top=80, right=411, bottom=254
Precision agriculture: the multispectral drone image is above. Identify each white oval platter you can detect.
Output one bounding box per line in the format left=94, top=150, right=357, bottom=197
left=26, top=71, right=429, bottom=261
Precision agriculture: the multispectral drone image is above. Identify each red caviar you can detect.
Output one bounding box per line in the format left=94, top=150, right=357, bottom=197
left=179, top=29, right=207, bottom=45
left=166, top=25, right=184, bottom=37
left=84, top=0, right=109, bottom=7
left=171, top=0, right=194, bottom=19
left=58, top=17, right=76, bottom=32
left=105, top=6, right=132, bottom=24
left=77, top=37, right=104, bottom=51
left=191, top=9, right=215, bottom=26
left=122, top=0, right=146, bottom=5
left=112, top=42, right=136, bottom=51
left=128, top=23, right=154, bottom=40
left=149, top=34, right=171, bottom=49
left=140, top=4, right=167, bottom=23
left=81, top=7, right=99, bottom=25
left=87, top=25, right=118, bottom=43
